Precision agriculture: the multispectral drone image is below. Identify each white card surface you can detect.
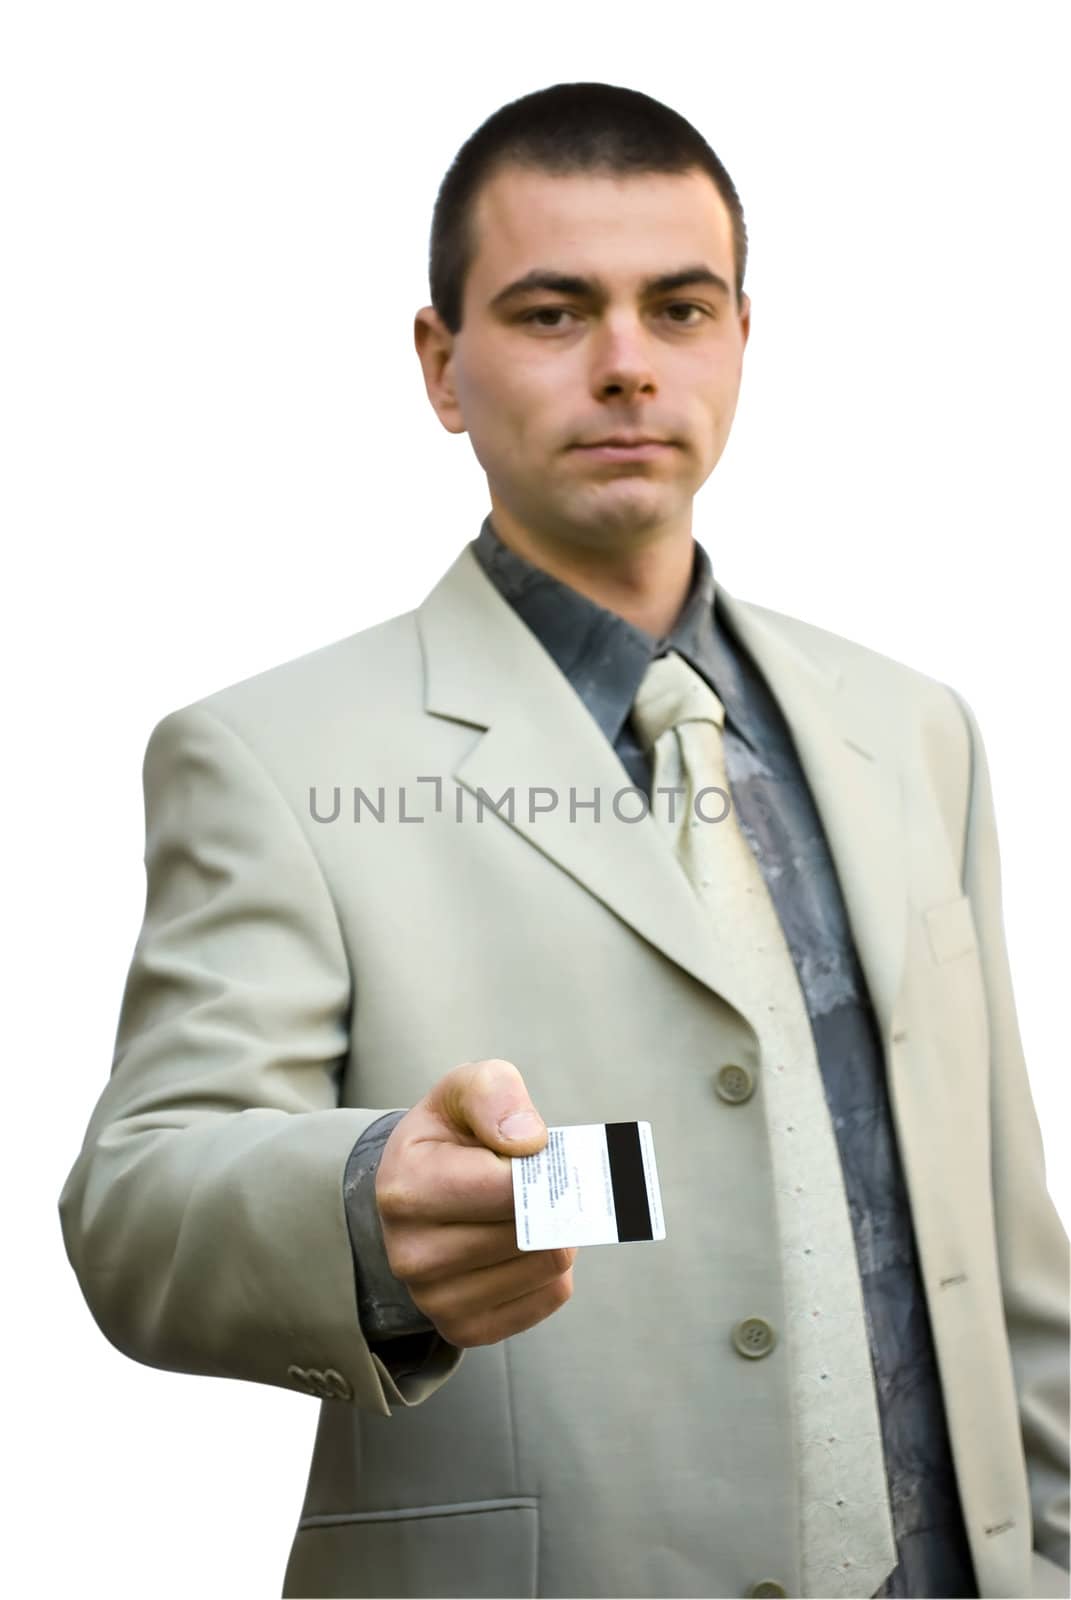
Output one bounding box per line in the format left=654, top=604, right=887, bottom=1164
left=512, top=1122, right=666, bottom=1250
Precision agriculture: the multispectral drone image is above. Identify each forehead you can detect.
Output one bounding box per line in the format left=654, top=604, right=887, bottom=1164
left=467, top=165, right=735, bottom=288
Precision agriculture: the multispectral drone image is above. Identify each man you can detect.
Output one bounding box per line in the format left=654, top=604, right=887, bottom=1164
left=58, top=81, right=1069, bottom=1600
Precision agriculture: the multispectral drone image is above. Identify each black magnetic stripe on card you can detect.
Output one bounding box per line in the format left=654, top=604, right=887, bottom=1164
left=605, top=1122, right=652, bottom=1242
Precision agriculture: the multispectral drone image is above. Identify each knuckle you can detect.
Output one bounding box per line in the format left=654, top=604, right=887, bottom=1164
left=475, top=1056, right=522, bottom=1094
left=384, top=1241, right=422, bottom=1284
left=375, top=1179, right=421, bottom=1222
left=410, top=1288, right=440, bottom=1325
left=549, top=1269, right=574, bottom=1306
left=432, top=1313, right=461, bottom=1346
left=442, top=1316, right=484, bottom=1350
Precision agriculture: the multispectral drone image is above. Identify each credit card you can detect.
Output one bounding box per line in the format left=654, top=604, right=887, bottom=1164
left=512, top=1121, right=666, bottom=1249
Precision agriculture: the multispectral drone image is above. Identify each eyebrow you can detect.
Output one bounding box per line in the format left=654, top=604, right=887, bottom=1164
left=488, top=264, right=733, bottom=313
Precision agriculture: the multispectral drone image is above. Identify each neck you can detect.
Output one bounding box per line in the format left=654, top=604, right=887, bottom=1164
left=486, top=504, right=695, bottom=641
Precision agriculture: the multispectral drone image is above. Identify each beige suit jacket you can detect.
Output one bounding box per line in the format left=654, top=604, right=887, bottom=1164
left=59, top=540, right=1070, bottom=1598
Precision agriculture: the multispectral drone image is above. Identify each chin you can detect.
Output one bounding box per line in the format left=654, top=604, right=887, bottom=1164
left=575, top=479, right=678, bottom=524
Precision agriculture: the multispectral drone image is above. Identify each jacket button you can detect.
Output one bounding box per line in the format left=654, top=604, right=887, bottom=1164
left=320, top=1367, right=353, bottom=1401
left=286, top=1364, right=353, bottom=1401
left=715, top=1062, right=754, bottom=1103
left=747, top=1583, right=788, bottom=1597
left=732, top=1316, right=777, bottom=1359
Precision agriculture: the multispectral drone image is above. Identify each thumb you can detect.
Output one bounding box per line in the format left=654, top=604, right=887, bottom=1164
left=434, top=1057, right=548, bottom=1154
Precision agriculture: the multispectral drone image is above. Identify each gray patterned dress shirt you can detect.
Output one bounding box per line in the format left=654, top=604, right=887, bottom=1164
left=342, top=514, right=979, bottom=1598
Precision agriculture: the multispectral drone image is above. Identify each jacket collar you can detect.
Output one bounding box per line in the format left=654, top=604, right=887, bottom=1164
left=470, top=514, right=773, bottom=757
left=416, top=536, right=907, bottom=1043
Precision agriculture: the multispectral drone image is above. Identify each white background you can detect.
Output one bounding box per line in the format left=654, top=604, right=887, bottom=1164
left=4, top=3, right=1068, bottom=1596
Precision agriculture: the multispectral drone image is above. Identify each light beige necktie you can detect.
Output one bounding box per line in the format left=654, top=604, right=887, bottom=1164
left=631, top=650, right=897, bottom=1600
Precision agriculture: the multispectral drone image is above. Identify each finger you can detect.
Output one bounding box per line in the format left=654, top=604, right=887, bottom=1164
left=417, top=1248, right=576, bottom=1325
left=377, top=1138, right=519, bottom=1225
left=429, top=1265, right=576, bottom=1350
left=425, top=1058, right=547, bottom=1155
left=386, top=1221, right=570, bottom=1287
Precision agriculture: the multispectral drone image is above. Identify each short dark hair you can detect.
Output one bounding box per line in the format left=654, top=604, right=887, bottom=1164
left=428, top=81, right=748, bottom=335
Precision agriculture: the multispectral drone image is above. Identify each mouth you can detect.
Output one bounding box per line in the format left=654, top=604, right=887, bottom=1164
left=571, top=441, right=674, bottom=462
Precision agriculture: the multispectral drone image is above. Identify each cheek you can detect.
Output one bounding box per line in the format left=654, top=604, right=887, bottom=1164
left=475, top=359, right=563, bottom=450
left=463, top=349, right=529, bottom=422
left=698, top=371, right=740, bottom=437
left=711, top=344, right=745, bottom=396
left=497, top=350, right=562, bottom=410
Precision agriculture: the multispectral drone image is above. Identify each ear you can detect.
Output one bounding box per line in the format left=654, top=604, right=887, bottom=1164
left=738, top=291, right=751, bottom=347
left=413, top=307, right=466, bottom=436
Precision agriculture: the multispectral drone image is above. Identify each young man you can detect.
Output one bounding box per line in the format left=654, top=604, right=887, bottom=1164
left=59, top=82, right=1069, bottom=1600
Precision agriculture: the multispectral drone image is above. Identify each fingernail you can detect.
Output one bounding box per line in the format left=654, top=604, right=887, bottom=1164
left=498, top=1110, right=542, bottom=1139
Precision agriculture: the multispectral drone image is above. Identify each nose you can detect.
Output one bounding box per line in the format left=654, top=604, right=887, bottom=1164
left=588, top=317, right=658, bottom=401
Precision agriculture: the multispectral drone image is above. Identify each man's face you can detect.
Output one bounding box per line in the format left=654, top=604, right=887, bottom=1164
left=415, top=163, right=750, bottom=555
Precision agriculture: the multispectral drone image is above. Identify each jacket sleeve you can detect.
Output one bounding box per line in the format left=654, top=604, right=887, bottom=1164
left=950, top=687, right=1070, bottom=1590
left=57, top=702, right=463, bottom=1417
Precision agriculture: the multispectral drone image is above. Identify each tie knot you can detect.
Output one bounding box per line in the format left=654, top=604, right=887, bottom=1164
left=630, top=650, right=725, bottom=752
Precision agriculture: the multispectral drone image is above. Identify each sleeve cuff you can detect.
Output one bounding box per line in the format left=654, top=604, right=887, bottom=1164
left=342, top=1109, right=438, bottom=1340
left=370, top=1330, right=466, bottom=1408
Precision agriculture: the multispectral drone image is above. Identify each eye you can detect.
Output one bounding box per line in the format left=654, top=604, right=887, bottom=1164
left=518, top=307, right=578, bottom=328
left=663, top=302, right=709, bottom=324
left=517, top=302, right=711, bottom=329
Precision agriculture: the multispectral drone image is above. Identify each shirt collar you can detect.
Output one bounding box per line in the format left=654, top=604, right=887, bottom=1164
left=469, top=513, right=759, bottom=750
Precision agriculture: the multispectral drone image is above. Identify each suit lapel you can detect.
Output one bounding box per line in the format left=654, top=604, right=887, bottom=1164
left=417, top=543, right=907, bottom=1044
left=715, top=589, right=908, bottom=1042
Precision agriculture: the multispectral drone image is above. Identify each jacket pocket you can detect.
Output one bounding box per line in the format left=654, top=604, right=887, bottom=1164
left=283, top=1496, right=539, bottom=1599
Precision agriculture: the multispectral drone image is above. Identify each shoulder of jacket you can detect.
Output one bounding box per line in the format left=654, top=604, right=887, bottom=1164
left=742, top=596, right=934, bottom=686
left=154, top=607, right=422, bottom=738
left=739, top=595, right=969, bottom=716
left=738, top=595, right=972, bottom=786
